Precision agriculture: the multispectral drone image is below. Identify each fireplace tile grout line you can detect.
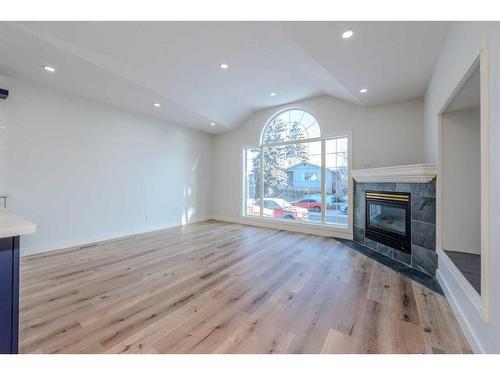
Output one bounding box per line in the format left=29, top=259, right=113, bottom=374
left=411, top=219, right=436, bottom=225
left=336, top=238, right=443, bottom=295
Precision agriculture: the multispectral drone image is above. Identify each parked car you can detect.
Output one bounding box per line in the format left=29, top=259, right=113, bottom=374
left=291, top=198, right=322, bottom=212
left=255, top=198, right=309, bottom=221
left=302, top=194, right=335, bottom=208
left=292, top=195, right=348, bottom=214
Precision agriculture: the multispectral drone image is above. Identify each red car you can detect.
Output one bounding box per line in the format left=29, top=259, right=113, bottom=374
left=291, top=198, right=322, bottom=212
left=255, top=198, right=309, bottom=221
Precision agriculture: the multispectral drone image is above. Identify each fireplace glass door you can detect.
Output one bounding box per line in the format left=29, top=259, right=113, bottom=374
left=365, top=192, right=411, bottom=253
left=367, top=202, right=406, bottom=236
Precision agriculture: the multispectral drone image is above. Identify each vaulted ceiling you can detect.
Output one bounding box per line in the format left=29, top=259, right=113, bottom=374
left=0, top=21, right=450, bottom=133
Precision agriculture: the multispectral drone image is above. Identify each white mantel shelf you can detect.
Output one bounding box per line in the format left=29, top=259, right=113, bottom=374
left=350, top=163, right=438, bottom=183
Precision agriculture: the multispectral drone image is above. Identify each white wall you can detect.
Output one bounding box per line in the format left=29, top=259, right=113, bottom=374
left=442, top=109, right=481, bottom=254
left=4, top=77, right=213, bottom=255
left=212, top=95, right=425, bottom=220
left=424, top=22, right=500, bottom=353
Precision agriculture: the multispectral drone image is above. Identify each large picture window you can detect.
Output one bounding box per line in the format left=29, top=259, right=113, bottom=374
left=243, top=108, right=350, bottom=228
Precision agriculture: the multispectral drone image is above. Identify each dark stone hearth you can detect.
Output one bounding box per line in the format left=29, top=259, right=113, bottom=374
left=364, top=237, right=378, bottom=251
left=336, top=239, right=443, bottom=294
left=376, top=243, right=393, bottom=257
left=412, top=244, right=438, bottom=276
left=353, top=178, right=437, bottom=276
left=393, top=248, right=411, bottom=265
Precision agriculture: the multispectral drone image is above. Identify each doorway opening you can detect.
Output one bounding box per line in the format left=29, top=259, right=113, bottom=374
left=440, top=60, right=481, bottom=294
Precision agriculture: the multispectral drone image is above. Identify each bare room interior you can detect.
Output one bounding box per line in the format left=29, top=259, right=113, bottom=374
left=1, top=20, right=499, bottom=357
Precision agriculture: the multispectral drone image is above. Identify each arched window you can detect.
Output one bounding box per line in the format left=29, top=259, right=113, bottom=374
left=244, top=107, right=350, bottom=230
left=260, top=109, right=321, bottom=145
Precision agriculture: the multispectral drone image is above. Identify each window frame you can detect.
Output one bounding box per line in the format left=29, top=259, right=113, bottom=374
left=260, top=107, right=322, bottom=146
left=242, top=146, right=261, bottom=218
left=242, top=115, right=353, bottom=233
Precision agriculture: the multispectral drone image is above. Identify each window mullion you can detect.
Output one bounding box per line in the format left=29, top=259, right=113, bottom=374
left=242, top=149, right=246, bottom=216
left=259, top=147, right=264, bottom=217
left=261, top=137, right=322, bottom=148
left=321, top=139, right=326, bottom=224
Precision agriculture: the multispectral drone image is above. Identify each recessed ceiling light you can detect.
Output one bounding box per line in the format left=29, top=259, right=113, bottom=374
left=154, top=103, right=161, bottom=107
left=270, top=92, right=277, bottom=97
left=360, top=88, right=368, bottom=94
left=342, top=30, right=354, bottom=39
left=210, top=122, right=216, bottom=127
left=220, top=63, right=229, bottom=70
left=42, top=65, right=55, bottom=72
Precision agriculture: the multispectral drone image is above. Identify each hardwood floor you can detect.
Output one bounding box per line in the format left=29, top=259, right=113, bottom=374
left=19, top=220, right=471, bottom=354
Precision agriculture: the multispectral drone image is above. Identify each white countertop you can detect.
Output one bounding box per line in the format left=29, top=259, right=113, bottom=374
left=0, top=210, right=36, bottom=238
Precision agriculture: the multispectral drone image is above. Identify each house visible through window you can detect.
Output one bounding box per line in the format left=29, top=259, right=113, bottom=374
left=243, top=108, right=350, bottom=228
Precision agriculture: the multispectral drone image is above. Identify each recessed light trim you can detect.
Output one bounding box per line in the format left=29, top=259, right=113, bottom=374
left=154, top=103, right=161, bottom=107
left=270, top=92, right=277, bottom=97
left=220, top=63, right=229, bottom=70
left=42, top=65, right=55, bottom=72
left=210, top=122, right=216, bottom=127
left=360, top=88, right=368, bottom=94
left=342, top=30, right=354, bottom=39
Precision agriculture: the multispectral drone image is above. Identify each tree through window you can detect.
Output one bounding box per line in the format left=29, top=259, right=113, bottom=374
left=260, top=109, right=321, bottom=144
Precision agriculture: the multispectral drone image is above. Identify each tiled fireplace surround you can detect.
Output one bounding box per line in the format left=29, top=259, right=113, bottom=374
left=352, top=166, right=437, bottom=276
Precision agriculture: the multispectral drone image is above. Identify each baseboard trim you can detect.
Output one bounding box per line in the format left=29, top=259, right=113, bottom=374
left=21, top=216, right=211, bottom=257
left=21, top=214, right=352, bottom=257
left=211, top=215, right=353, bottom=239
left=437, top=248, right=482, bottom=315
left=436, top=267, right=485, bottom=354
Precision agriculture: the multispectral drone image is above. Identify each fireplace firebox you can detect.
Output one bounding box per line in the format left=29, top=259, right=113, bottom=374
left=365, top=191, right=411, bottom=254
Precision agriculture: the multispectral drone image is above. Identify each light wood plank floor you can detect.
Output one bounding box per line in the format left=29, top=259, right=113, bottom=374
left=19, top=220, right=471, bottom=354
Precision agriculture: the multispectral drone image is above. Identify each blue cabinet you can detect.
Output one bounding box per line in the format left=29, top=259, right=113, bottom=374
left=0, top=236, right=19, bottom=354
